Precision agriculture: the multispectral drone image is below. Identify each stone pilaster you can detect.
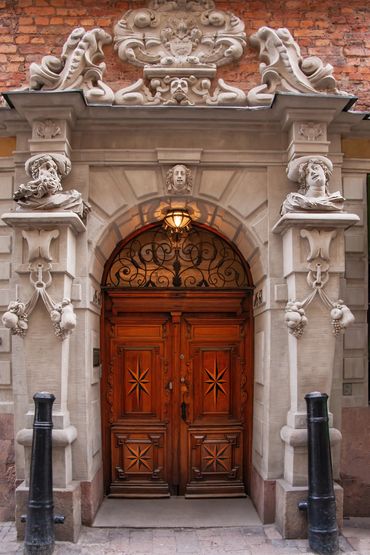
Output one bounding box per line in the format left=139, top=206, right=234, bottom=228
left=1, top=211, right=84, bottom=541
left=272, top=212, right=358, bottom=538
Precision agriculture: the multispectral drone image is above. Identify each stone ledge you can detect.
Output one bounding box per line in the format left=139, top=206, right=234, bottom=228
left=1, top=211, right=86, bottom=234
left=16, top=425, right=77, bottom=447
left=272, top=212, right=360, bottom=234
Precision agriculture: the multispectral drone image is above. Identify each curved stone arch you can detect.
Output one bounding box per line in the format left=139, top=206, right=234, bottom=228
left=88, top=196, right=267, bottom=290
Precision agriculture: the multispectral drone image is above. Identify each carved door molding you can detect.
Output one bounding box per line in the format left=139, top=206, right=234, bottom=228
left=101, top=290, right=253, bottom=498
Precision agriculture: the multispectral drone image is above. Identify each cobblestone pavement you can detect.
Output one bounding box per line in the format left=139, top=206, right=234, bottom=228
left=0, top=520, right=369, bottom=554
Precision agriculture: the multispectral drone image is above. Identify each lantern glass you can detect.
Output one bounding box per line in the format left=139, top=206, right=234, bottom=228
left=163, top=209, right=192, bottom=233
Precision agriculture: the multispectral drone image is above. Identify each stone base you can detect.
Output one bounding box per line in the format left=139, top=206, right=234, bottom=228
left=16, top=480, right=81, bottom=542
left=250, top=465, right=276, bottom=524
left=0, top=414, right=15, bottom=521
left=275, top=479, right=343, bottom=539
left=80, top=465, right=104, bottom=525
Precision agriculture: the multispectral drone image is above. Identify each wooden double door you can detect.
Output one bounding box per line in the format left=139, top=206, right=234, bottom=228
left=102, top=290, right=252, bottom=498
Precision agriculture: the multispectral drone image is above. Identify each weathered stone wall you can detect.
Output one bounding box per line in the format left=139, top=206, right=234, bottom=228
left=0, top=0, right=369, bottom=110
left=0, top=414, right=15, bottom=521
left=341, top=407, right=370, bottom=516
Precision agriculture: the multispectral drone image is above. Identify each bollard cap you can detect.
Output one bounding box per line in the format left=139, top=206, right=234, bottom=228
left=33, top=392, right=56, bottom=402
left=304, top=391, right=328, bottom=400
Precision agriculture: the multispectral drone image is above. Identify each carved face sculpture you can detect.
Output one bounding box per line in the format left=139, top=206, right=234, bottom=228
left=170, top=78, right=189, bottom=102
left=305, top=161, right=327, bottom=196
left=173, top=165, right=187, bottom=187
left=31, top=158, right=62, bottom=196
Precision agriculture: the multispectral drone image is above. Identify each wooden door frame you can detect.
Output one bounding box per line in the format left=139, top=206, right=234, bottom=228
left=101, top=289, right=254, bottom=496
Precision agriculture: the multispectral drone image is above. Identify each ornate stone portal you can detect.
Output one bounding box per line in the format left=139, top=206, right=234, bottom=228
left=0, top=0, right=366, bottom=545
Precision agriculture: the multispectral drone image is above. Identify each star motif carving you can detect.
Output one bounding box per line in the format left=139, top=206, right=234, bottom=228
left=126, top=445, right=152, bottom=471
left=203, top=444, right=230, bottom=472
left=204, top=358, right=227, bottom=405
left=128, top=357, right=150, bottom=404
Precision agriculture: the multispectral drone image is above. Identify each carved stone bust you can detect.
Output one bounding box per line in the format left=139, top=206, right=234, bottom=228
left=281, top=156, right=344, bottom=215
left=166, top=164, right=193, bottom=194
left=14, top=153, right=89, bottom=220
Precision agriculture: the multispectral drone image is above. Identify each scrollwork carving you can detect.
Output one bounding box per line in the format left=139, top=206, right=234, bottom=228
left=247, top=27, right=348, bottom=106
left=29, top=27, right=114, bottom=105
left=114, top=5, right=245, bottom=69
left=113, top=2, right=246, bottom=106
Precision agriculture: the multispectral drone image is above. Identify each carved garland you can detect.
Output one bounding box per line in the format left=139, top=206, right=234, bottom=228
left=2, top=262, right=77, bottom=341
left=284, top=229, right=354, bottom=338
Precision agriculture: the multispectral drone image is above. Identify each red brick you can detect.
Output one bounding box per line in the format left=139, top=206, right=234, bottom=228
left=49, top=17, right=64, bottom=24
left=0, top=44, right=16, bottom=53
left=35, top=17, right=50, bottom=25
left=23, top=7, right=55, bottom=15
left=18, top=25, right=38, bottom=33
left=30, top=37, right=45, bottom=44
left=15, top=35, right=30, bottom=44
left=19, top=17, right=33, bottom=25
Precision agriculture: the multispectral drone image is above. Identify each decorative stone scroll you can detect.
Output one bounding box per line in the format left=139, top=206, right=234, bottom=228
left=113, top=2, right=247, bottom=106
left=13, top=153, right=90, bottom=221
left=284, top=229, right=354, bottom=338
left=281, top=156, right=344, bottom=216
left=247, top=27, right=348, bottom=106
left=23, top=3, right=350, bottom=107
left=166, top=164, right=193, bottom=194
left=29, top=27, right=114, bottom=105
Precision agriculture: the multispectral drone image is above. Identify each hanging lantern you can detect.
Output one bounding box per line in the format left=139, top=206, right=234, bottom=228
left=163, top=209, right=192, bottom=234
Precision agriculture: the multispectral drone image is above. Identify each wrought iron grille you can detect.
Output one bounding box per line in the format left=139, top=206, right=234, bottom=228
left=104, top=225, right=250, bottom=289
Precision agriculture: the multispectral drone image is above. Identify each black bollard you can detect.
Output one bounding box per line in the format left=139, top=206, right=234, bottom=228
left=298, top=392, right=339, bottom=554
left=23, top=392, right=64, bottom=554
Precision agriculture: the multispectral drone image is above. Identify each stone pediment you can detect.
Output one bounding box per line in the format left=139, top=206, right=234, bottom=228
left=19, top=0, right=348, bottom=108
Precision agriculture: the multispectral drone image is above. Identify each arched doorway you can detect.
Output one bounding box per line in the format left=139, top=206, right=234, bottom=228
left=101, top=223, right=254, bottom=498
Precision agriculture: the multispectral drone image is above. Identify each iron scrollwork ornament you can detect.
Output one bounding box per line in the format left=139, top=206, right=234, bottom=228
left=104, top=226, right=250, bottom=289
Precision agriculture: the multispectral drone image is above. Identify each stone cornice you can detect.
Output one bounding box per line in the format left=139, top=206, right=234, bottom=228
left=1, top=90, right=368, bottom=136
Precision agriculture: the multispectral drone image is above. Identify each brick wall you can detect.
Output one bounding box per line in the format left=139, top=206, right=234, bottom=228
left=0, top=0, right=369, bottom=109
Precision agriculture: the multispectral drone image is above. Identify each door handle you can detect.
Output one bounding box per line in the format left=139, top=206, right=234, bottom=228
left=180, top=377, right=189, bottom=422
left=181, top=401, right=187, bottom=421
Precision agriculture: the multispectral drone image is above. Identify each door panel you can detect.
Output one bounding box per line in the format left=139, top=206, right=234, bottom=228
left=103, top=294, right=251, bottom=498
left=181, top=317, right=246, bottom=497
left=107, top=317, right=171, bottom=497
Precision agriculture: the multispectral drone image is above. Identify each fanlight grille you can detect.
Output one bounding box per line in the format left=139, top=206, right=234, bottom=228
left=104, top=225, right=251, bottom=289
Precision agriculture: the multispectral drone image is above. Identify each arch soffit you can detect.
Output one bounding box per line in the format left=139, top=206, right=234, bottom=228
left=89, top=197, right=267, bottom=288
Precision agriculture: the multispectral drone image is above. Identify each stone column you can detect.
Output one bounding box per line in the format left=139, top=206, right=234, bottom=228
left=273, top=212, right=359, bottom=538
left=2, top=211, right=85, bottom=542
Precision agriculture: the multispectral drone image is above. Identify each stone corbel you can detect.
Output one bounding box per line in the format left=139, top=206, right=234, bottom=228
left=284, top=228, right=354, bottom=338
left=22, top=229, right=59, bottom=262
